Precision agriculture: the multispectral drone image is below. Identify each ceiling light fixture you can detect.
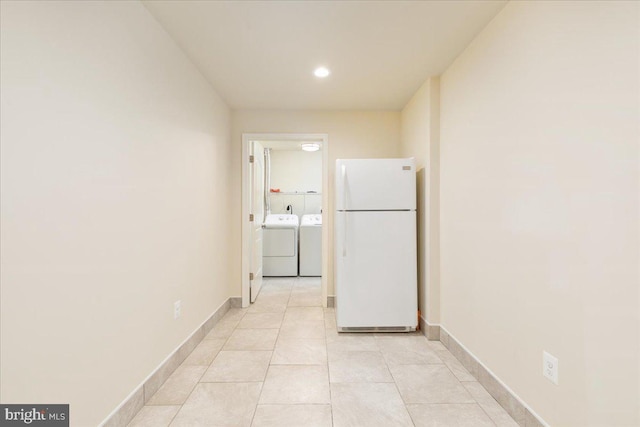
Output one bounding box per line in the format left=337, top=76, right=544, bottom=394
left=301, top=143, right=320, bottom=152
left=314, top=67, right=330, bottom=78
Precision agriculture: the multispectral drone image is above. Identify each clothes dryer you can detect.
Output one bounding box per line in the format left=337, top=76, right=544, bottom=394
left=299, top=214, right=322, bottom=277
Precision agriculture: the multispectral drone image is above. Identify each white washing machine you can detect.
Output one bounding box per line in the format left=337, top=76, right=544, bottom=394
left=263, top=214, right=299, bottom=276
left=299, top=214, right=322, bottom=277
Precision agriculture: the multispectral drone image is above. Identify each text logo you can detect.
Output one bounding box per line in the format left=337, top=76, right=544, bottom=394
left=0, top=405, right=68, bottom=427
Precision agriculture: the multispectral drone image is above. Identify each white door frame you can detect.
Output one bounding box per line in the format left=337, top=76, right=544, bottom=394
left=241, top=133, right=330, bottom=308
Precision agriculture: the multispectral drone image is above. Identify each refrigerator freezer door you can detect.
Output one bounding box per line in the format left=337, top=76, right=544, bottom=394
left=335, top=211, right=417, bottom=329
left=335, top=158, right=416, bottom=211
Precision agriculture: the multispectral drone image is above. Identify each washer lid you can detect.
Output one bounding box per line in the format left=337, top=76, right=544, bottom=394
left=301, top=214, right=322, bottom=226
left=264, top=214, right=299, bottom=227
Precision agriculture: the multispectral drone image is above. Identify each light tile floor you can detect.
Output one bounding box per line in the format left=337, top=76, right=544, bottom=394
left=128, top=277, right=519, bottom=427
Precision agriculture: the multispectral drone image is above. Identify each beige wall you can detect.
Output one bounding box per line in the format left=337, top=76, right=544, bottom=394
left=400, top=78, right=441, bottom=325
left=232, top=110, right=402, bottom=296
left=269, top=150, right=323, bottom=219
left=439, top=1, right=639, bottom=426
left=270, top=150, right=322, bottom=193
left=0, top=2, right=233, bottom=425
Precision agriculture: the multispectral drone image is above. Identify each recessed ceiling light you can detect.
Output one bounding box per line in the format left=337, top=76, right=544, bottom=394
left=314, top=67, right=330, bottom=78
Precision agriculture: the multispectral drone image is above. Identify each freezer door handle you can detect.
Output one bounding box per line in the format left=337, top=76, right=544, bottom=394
left=342, top=164, right=347, bottom=257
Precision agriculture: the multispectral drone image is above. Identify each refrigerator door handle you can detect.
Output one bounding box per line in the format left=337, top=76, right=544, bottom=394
left=343, top=214, right=347, bottom=257
left=342, top=164, right=347, bottom=257
left=341, top=164, right=347, bottom=210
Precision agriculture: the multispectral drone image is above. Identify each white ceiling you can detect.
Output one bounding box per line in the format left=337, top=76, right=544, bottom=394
left=143, top=1, right=507, bottom=111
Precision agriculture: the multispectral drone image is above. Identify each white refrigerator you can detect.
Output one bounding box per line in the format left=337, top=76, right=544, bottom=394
left=334, top=158, right=418, bottom=332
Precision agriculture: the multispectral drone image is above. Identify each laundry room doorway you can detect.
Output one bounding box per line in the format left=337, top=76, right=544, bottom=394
left=241, top=133, right=329, bottom=308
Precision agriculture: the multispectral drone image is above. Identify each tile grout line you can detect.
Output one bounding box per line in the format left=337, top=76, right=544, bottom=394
left=134, top=279, right=333, bottom=426
left=376, top=332, right=504, bottom=426
left=424, top=339, right=505, bottom=426
left=379, top=334, right=417, bottom=427
left=165, top=307, right=247, bottom=426
left=222, top=307, right=261, bottom=427
left=474, top=400, right=500, bottom=427
left=165, top=405, right=180, bottom=427
left=324, top=298, right=335, bottom=427
left=249, top=277, right=292, bottom=426
left=157, top=278, right=329, bottom=426
left=137, top=306, right=246, bottom=426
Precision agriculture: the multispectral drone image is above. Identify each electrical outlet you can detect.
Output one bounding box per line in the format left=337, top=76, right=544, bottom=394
left=174, top=300, right=181, bottom=320
left=543, top=351, right=558, bottom=384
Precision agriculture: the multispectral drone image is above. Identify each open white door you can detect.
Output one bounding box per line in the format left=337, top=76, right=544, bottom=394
left=241, top=133, right=328, bottom=309
left=249, top=141, right=265, bottom=302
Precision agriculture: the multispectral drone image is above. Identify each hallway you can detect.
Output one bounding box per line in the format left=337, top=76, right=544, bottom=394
left=129, top=278, right=518, bottom=427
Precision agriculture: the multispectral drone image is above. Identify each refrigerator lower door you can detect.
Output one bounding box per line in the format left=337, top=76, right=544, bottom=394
left=335, top=211, right=417, bottom=331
